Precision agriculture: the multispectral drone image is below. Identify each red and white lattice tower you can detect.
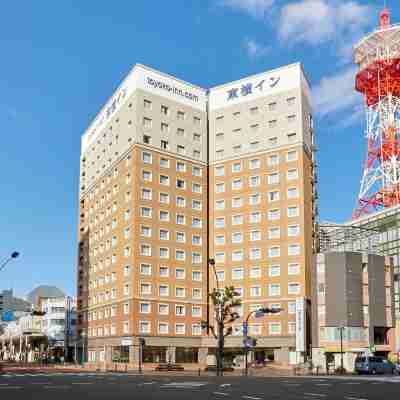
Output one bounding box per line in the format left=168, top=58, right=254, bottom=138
left=353, top=7, right=400, bottom=219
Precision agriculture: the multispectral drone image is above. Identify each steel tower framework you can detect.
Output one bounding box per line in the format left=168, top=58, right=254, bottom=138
left=354, top=8, right=400, bottom=219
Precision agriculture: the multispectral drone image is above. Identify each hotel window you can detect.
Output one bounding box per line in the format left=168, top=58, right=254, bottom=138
left=288, top=206, right=299, bottom=217
left=159, top=192, right=169, bottom=204
left=287, top=114, right=296, bottom=123
left=111, top=236, right=117, bottom=247
left=268, top=154, right=279, bottom=166
left=123, top=246, right=131, bottom=257
left=192, top=234, right=201, bottom=245
left=176, top=179, right=185, bottom=189
left=192, top=200, right=201, bottom=210
left=288, top=322, right=296, bottom=334
left=215, top=165, right=225, bottom=176
left=192, top=288, right=202, bottom=299
left=192, top=305, right=201, bottom=317
left=177, top=161, right=186, bottom=172
left=177, top=145, right=185, bottom=154
left=160, top=139, right=169, bottom=150
left=192, top=183, right=201, bottom=193
left=268, top=173, right=279, bottom=184
left=159, top=229, right=169, bottom=241
left=269, top=265, right=281, bottom=277
left=287, top=168, right=298, bottom=180
left=140, top=244, right=151, bottom=256
left=193, top=116, right=201, bottom=125
left=144, top=99, right=152, bottom=109
left=232, top=162, right=242, bottom=173
left=192, top=166, right=201, bottom=176
left=287, top=97, right=296, bottom=106
left=268, top=120, right=277, bottom=128
left=288, top=282, right=301, bottom=295
left=249, top=212, right=261, bottom=223
left=232, top=179, right=242, bottom=190
left=176, top=231, right=186, bottom=243
left=232, top=214, right=244, bottom=225
left=192, top=271, right=201, bottom=281
left=287, top=187, right=299, bottom=199
left=142, top=151, right=152, bottom=164
left=175, top=287, right=185, bottom=298
left=288, top=225, right=300, bottom=237
left=175, top=268, right=185, bottom=280
left=216, top=270, right=225, bottom=281
left=268, top=209, right=280, bottom=221
left=250, top=141, right=260, bottom=150
left=175, top=250, right=185, bottom=261
left=159, top=265, right=169, bottom=277
left=177, top=128, right=185, bottom=137
left=124, top=265, right=131, bottom=276
left=249, top=106, right=258, bottom=115
left=233, top=144, right=242, bottom=153
left=176, top=214, right=185, bottom=225
left=230, top=277, right=241, bottom=291
left=143, top=117, right=152, bottom=129
left=232, top=197, right=243, bottom=208
left=269, top=323, right=281, bottom=335
left=175, top=305, right=185, bottom=316
left=158, top=322, right=169, bottom=335
left=158, top=303, right=169, bottom=315
left=216, top=199, right=225, bottom=210
left=250, top=266, right=261, bottom=278
left=142, top=170, right=152, bottom=182
left=140, top=225, right=151, bottom=237
left=192, top=252, right=201, bottom=264
left=288, top=263, right=300, bottom=275
left=250, top=230, right=261, bottom=241
left=250, top=286, right=261, bottom=297
left=177, top=110, right=185, bottom=120
left=160, top=247, right=169, bottom=259
left=216, top=132, right=224, bottom=141
left=161, top=121, right=169, bottom=133
left=269, top=246, right=280, bottom=258
left=267, top=191, right=280, bottom=203
left=250, top=248, right=261, bottom=260
left=269, top=284, right=280, bottom=296
left=160, top=157, right=169, bottom=168
left=159, top=285, right=169, bottom=296
left=215, top=217, right=225, bottom=228
left=159, top=210, right=169, bottom=221
left=175, top=323, right=185, bottom=335
left=140, top=263, right=151, bottom=275
left=140, top=283, right=151, bottom=295
left=249, top=176, right=260, bottom=187
left=287, top=150, right=298, bottom=162
left=141, top=188, right=152, bottom=200
left=159, top=174, right=169, bottom=186
left=215, top=235, right=225, bottom=245
left=176, top=196, right=186, bottom=207
left=192, top=217, right=201, bottom=228
left=288, top=244, right=301, bottom=256
left=268, top=227, right=280, bottom=239
left=287, top=133, right=297, bottom=143
left=193, top=134, right=201, bottom=143
left=249, top=159, right=260, bottom=169
left=215, top=252, right=225, bottom=263
left=268, top=101, right=277, bottom=111
left=123, top=283, right=130, bottom=295
left=234, top=287, right=243, bottom=298
left=232, top=232, right=243, bottom=244
left=232, top=250, right=244, bottom=262
left=139, top=321, right=150, bottom=334
left=248, top=194, right=260, bottom=206
left=216, top=115, right=224, bottom=123
left=123, top=322, right=129, bottom=334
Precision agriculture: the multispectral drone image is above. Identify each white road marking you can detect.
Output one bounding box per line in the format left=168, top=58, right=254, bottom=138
left=304, top=393, right=327, bottom=397
left=161, top=382, right=207, bottom=388
left=315, top=384, right=331, bottom=386
left=71, top=382, right=94, bottom=385
left=213, top=392, right=229, bottom=396
left=220, top=383, right=231, bottom=388
left=242, top=396, right=262, bottom=400
left=344, top=397, right=368, bottom=400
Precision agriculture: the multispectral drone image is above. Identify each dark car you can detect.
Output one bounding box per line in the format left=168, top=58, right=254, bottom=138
left=354, top=356, right=395, bottom=375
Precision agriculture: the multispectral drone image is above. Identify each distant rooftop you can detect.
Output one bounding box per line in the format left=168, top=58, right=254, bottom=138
left=26, top=285, right=65, bottom=306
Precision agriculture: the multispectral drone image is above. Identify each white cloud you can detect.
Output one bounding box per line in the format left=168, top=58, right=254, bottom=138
left=219, top=0, right=274, bottom=19
left=312, top=67, right=361, bottom=117
left=278, top=0, right=373, bottom=56
left=242, top=38, right=269, bottom=58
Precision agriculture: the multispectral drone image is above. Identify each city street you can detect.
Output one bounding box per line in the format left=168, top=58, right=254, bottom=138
left=1, top=372, right=400, bottom=399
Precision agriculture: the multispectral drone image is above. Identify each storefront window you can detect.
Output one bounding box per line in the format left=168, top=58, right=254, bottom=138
left=143, top=346, right=166, bottom=363
left=175, top=347, right=198, bottom=363
left=112, top=346, right=129, bottom=363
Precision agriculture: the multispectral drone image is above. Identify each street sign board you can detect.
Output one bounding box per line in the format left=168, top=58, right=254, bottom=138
left=254, top=310, right=265, bottom=318
left=242, top=322, right=248, bottom=336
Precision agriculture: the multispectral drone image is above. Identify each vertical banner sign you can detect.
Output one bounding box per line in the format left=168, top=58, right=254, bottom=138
left=296, top=297, right=306, bottom=352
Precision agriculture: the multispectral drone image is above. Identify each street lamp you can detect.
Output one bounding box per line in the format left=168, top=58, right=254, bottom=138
left=243, top=307, right=283, bottom=376
left=338, top=326, right=345, bottom=373
left=81, top=331, right=86, bottom=365
left=0, top=252, right=20, bottom=273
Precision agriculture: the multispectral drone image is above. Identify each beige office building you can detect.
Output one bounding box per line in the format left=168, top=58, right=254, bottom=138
left=77, top=63, right=316, bottom=367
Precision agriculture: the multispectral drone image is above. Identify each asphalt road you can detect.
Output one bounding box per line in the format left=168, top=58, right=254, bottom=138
left=1, top=372, right=400, bottom=399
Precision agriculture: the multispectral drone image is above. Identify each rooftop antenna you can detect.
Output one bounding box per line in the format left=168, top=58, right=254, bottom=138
left=379, top=1, right=391, bottom=29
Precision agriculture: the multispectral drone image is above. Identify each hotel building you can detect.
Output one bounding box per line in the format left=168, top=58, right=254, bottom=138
left=77, top=63, right=316, bottom=367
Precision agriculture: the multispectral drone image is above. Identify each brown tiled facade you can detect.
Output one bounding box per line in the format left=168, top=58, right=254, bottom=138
left=77, top=63, right=316, bottom=367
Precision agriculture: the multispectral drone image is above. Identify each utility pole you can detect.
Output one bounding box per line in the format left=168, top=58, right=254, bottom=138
left=339, top=326, right=344, bottom=373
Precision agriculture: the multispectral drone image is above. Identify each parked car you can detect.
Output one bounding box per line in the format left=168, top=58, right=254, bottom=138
left=354, top=356, right=395, bottom=375
left=394, top=362, right=400, bottom=375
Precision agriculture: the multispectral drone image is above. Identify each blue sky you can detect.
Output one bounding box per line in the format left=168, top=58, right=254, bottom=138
left=0, top=0, right=395, bottom=297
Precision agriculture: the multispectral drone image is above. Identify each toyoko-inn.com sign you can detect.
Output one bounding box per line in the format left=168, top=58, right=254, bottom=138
left=146, top=76, right=200, bottom=103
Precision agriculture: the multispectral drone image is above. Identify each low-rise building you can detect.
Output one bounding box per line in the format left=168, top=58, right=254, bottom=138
left=311, top=252, right=395, bottom=372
